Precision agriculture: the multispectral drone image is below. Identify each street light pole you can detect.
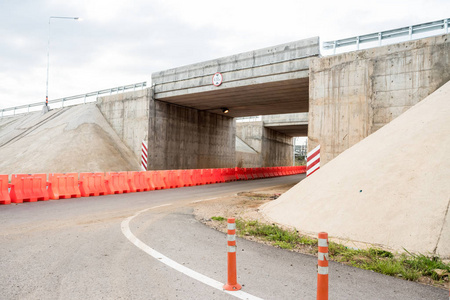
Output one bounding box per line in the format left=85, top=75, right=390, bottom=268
left=45, top=16, right=80, bottom=108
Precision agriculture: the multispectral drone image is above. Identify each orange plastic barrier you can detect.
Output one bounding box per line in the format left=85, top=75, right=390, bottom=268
left=274, top=167, right=281, bottom=176
left=128, top=171, right=151, bottom=192
left=10, top=174, right=49, bottom=203
left=235, top=168, right=247, bottom=180
left=149, top=171, right=167, bottom=190
left=247, top=168, right=256, bottom=179
left=228, top=168, right=237, bottom=181
left=244, top=168, right=254, bottom=180
left=166, top=170, right=182, bottom=189
left=0, top=175, right=10, bottom=205
left=105, top=172, right=130, bottom=194
left=274, top=167, right=279, bottom=176
left=212, top=169, right=225, bottom=183
left=144, top=172, right=155, bottom=190
left=262, top=168, right=270, bottom=178
left=79, top=173, right=108, bottom=197
left=191, top=169, right=204, bottom=185
left=127, top=172, right=137, bottom=193
left=285, top=167, right=291, bottom=175
left=180, top=170, right=194, bottom=187
left=48, top=173, right=81, bottom=200
left=221, top=168, right=235, bottom=182
left=254, top=168, right=264, bottom=179
left=201, top=169, right=214, bottom=184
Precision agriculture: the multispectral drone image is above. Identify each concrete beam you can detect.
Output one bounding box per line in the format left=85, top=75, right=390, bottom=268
left=152, top=37, right=319, bottom=117
left=262, top=113, right=308, bottom=136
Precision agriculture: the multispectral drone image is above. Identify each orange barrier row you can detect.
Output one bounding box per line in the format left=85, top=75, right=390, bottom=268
left=0, top=166, right=306, bottom=205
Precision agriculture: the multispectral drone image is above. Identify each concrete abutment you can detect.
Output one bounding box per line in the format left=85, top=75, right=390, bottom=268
left=147, top=96, right=236, bottom=170
left=308, top=34, right=450, bottom=165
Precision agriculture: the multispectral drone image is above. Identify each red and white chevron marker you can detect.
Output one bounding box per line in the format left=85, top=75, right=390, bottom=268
left=307, top=144, right=320, bottom=177
left=141, top=140, right=148, bottom=171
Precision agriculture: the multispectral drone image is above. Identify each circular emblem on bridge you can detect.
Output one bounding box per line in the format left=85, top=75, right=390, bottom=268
left=212, top=72, right=223, bottom=86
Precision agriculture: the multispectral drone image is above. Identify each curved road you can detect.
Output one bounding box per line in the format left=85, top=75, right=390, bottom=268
left=0, top=175, right=446, bottom=299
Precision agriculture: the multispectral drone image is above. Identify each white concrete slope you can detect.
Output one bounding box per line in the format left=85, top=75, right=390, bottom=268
left=262, top=80, right=450, bottom=257
left=0, top=104, right=140, bottom=174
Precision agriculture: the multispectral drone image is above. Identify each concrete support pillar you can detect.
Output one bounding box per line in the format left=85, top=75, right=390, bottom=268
left=148, top=93, right=236, bottom=170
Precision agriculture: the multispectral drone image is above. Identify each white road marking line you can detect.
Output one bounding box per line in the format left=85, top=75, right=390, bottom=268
left=121, top=205, right=264, bottom=300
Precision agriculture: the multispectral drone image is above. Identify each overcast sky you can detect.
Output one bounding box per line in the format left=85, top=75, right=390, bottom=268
left=0, top=0, right=448, bottom=109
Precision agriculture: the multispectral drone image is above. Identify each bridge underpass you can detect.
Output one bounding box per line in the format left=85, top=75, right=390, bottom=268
left=148, top=37, right=318, bottom=170
left=235, top=113, right=308, bottom=168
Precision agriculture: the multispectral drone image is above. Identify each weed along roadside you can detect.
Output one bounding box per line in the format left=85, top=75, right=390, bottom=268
left=192, top=189, right=450, bottom=290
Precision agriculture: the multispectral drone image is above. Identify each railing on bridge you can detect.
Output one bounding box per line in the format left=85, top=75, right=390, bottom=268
left=0, top=82, right=147, bottom=118
left=323, top=18, right=449, bottom=54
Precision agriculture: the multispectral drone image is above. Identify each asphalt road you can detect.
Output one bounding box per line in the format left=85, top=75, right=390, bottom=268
left=0, top=175, right=447, bottom=300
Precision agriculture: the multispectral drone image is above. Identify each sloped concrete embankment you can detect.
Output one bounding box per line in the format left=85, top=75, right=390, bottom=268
left=0, top=104, right=140, bottom=174
left=262, top=80, right=450, bottom=257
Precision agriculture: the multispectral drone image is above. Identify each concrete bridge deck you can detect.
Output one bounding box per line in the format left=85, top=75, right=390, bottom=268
left=152, top=37, right=319, bottom=117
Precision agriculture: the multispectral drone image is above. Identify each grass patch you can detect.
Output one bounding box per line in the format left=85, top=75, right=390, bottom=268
left=328, top=243, right=450, bottom=282
left=234, top=219, right=450, bottom=286
left=403, top=251, right=450, bottom=280
left=211, top=216, right=226, bottom=221
left=235, top=219, right=317, bottom=248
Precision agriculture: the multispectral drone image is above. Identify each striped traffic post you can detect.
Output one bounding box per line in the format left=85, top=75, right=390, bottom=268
left=223, top=218, right=242, bottom=291
left=307, top=145, right=320, bottom=177
left=317, top=232, right=329, bottom=300
left=141, top=140, right=148, bottom=171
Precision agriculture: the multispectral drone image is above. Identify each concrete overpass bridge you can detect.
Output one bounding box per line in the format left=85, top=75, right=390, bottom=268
left=151, top=37, right=318, bottom=118
left=96, top=29, right=449, bottom=170
left=139, top=37, right=319, bottom=170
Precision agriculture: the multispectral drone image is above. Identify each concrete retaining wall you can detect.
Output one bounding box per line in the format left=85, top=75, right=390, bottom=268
left=236, top=121, right=293, bottom=167
left=309, top=34, right=450, bottom=165
left=236, top=122, right=262, bottom=168
left=97, top=89, right=149, bottom=162
left=262, top=127, right=293, bottom=167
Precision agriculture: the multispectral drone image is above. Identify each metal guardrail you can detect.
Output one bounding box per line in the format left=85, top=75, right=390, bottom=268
left=323, top=18, right=449, bottom=53
left=1, top=82, right=147, bottom=118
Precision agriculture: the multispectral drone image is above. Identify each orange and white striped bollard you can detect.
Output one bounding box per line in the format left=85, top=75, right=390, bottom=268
left=317, top=232, right=329, bottom=300
left=223, top=218, right=242, bottom=291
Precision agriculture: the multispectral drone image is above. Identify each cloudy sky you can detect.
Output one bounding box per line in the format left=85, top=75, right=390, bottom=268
left=0, top=0, right=448, bottom=109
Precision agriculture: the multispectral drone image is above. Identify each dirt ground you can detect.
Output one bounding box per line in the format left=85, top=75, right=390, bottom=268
left=190, top=182, right=316, bottom=253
